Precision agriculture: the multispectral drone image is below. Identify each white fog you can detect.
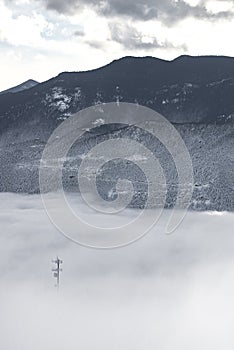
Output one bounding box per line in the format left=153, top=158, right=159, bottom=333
left=1, top=193, right=234, bottom=350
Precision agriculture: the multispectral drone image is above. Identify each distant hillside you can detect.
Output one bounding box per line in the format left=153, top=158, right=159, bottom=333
left=0, top=55, right=234, bottom=211
left=0, top=79, right=39, bottom=95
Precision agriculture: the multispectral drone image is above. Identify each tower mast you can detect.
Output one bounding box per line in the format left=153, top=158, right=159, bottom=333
left=52, top=256, right=63, bottom=291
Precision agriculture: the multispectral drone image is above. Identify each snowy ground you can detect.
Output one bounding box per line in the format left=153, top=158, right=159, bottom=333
left=1, top=193, right=234, bottom=350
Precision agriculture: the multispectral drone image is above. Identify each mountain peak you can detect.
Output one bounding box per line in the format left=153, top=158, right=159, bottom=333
left=0, top=79, right=39, bottom=95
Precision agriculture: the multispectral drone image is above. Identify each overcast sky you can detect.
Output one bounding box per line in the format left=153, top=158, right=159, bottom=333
left=1, top=0, right=234, bottom=90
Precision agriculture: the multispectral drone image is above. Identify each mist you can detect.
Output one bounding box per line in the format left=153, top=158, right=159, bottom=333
left=1, top=193, right=234, bottom=350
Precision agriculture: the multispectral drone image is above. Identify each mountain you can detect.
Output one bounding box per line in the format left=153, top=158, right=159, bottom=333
left=0, top=55, right=234, bottom=211
left=0, top=79, right=38, bottom=95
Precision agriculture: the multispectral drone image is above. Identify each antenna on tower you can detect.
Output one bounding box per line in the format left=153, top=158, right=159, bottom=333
left=52, top=256, right=63, bottom=291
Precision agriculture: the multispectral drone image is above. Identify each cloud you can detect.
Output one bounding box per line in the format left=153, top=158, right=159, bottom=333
left=85, top=40, right=105, bottom=49
left=73, top=28, right=85, bottom=36
left=0, top=1, right=51, bottom=46
left=37, top=0, right=234, bottom=24
left=37, top=0, right=84, bottom=14
left=109, top=22, right=186, bottom=50
left=1, top=193, right=234, bottom=349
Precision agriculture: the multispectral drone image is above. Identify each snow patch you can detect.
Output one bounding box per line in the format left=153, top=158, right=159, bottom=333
left=46, top=87, right=72, bottom=112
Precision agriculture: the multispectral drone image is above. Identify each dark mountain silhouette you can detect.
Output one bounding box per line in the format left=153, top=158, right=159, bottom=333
left=0, top=55, right=234, bottom=211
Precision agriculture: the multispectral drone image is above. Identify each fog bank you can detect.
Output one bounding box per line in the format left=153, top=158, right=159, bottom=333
left=1, top=193, right=234, bottom=350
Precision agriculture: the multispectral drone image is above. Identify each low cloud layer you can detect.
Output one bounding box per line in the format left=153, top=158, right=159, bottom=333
left=1, top=193, right=234, bottom=349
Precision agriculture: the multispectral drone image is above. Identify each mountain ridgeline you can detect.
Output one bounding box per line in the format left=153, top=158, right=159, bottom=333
left=0, top=55, right=234, bottom=211
left=0, top=79, right=38, bottom=95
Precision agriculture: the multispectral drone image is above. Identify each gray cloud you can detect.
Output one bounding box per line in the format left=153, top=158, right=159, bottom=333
left=86, top=40, right=105, bottom=49
left=39, top=0, right=83, bottom=13
left=38, top=0, right=234, bottom=24
left=74, top=29, right=85, bottom=37
left=109, top=22, right=187, bottom=50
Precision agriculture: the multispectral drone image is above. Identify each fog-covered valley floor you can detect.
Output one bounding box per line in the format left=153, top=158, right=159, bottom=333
left=1, top=193, right=234, bottom=350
